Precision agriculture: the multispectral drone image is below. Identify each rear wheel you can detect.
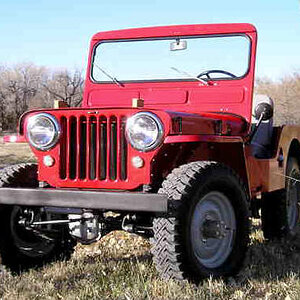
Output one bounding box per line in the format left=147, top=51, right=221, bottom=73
left=0, top=164, right=75, bottom=272
left=261, top=157, right=300, bottom=239
left=151, top=161, right=250, bottom=281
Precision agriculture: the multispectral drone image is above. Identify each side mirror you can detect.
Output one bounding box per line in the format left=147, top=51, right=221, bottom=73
left=254, top=102, right=273, bottom=121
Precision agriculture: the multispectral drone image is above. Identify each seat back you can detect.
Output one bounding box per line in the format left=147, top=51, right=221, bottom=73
left=251, top=94, right=274, bottom=158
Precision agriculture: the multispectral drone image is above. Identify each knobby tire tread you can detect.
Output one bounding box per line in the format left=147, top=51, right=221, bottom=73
left=151, top=161, right=250, bottom=281
left=0, top=163, right=75, bottom=273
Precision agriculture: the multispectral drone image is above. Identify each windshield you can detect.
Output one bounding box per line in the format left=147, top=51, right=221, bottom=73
left=91, top=35, right=250, bottom=82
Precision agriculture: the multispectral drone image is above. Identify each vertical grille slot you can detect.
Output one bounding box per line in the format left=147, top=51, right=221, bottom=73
left=99, top=116, right=107, bottom=180
left=120, top=117, right=127, bottom=181
left=109, top=116, right=117, bottom=180
left=79, top=116, right=87, bottom=179
left=89, top=116, right=97, bottom=180
left=69, top=117, right=77, bottom=179
left=59, top=113, right=128, bottom=182
left=60, top=116, right=67, bottom=179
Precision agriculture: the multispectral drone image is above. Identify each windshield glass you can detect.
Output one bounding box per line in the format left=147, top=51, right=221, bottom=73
left=91, top=35, right=250, bottom=82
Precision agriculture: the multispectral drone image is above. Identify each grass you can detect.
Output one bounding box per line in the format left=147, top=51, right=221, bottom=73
left=0, top=138, right=36, bottom=168
left=0, top=142, right=300, bottom=299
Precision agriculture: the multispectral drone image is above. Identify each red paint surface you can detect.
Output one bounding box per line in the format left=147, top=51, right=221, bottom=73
left=83, top=23, right=257, bottom=124
left=165, top=135, right=243, bottom=144
left=3, top=135, right=26, bottom=143
left=22, top=23, right=258, bottom=190
left=25, top=108, right=171, bottom=189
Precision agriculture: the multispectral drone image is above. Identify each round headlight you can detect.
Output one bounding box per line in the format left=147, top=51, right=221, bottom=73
left=126, top=112, right=164, bottom=152
left=26, top=113, right=60, bottom=151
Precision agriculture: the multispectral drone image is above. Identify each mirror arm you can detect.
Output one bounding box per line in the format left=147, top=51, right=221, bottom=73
left=246, top=109, right=266, bottom=145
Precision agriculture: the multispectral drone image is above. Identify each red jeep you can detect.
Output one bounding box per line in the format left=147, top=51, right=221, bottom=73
left=0, top=23, right=299, bottom=281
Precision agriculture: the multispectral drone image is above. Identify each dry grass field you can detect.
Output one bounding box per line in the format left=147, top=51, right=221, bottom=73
left=0, top=139, right=36, bottom=168
left=0, top=141, right=300, bottom=299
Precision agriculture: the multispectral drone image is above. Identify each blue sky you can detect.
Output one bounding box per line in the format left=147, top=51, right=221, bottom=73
left=0, top=0, right=299, bottom=80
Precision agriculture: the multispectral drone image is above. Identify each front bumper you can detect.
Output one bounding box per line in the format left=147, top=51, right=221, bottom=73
left=0, top=188, right=168, bottom=213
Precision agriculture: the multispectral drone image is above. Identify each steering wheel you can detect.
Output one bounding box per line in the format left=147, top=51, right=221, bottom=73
left=197, top=70, right=237, bottom=80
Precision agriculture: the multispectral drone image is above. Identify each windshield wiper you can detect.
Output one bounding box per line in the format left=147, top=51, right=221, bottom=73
left=170, top=67, right=209, bottom=86
left=93, top=63, right=124, bottom=87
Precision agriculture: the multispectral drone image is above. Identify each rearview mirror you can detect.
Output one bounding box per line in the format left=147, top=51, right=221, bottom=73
left=170, top=39, right=187, bottom=51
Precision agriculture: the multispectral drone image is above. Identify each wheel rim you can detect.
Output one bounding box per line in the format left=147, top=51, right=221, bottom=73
left=190, top=191, right=236, bottom=269
left=10, top=206, right=55, bottom=258
left=287, top=169, right=299, bottom=231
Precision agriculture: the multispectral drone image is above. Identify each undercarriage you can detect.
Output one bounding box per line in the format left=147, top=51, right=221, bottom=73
left=16, top=206, right=154, bottom=245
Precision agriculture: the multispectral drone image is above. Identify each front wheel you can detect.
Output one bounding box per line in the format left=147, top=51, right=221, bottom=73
left=151, top=161, right=250, bottom=281
left=0, top=164, right=75, bottom=272
left=190, top=191, right=237, bottom=269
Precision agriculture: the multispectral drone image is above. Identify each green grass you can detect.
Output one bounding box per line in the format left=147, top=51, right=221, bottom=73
left=0, top=142, right=300, bottom=299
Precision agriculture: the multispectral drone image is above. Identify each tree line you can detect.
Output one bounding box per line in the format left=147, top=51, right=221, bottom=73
left=255, top=72, right=300, bottom=125
left=0, top=62, right=299, bottom=131
left=0, top=63, right=84, bottom=131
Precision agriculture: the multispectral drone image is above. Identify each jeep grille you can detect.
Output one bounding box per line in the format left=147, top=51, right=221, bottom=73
left=59, top=114, right=127, bottom=181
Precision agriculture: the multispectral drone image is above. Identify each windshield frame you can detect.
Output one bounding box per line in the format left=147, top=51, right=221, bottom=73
left=90, top=33, right=252, bottom=84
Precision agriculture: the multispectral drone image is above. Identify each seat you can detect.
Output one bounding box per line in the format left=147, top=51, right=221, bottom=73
left=251, top=95, right=274, bottom=158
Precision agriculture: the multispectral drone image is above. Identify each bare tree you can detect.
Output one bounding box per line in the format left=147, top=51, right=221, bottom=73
left=255, top=73, right=300, bottom=126
left=0, top=64, right=85, bottom=131
left=3, top=61, right=299, bottom=133
left=0, top=88, right=7, bottom=131
left=43, top=69, right=84, bottom=107
left=0, top=63, right=47, bottom=127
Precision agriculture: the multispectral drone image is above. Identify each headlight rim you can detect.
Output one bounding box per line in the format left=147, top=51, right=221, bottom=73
left=26, top=113, right=61, bottom=151
left=126, top=111, right=164, bottom=152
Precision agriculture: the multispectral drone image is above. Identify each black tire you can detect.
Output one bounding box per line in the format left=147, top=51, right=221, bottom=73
left=0, top=163, right=75, bottom=272
left=151, top=161, right=250, bottom=281
left=261, top=157, right=300, bottom=240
